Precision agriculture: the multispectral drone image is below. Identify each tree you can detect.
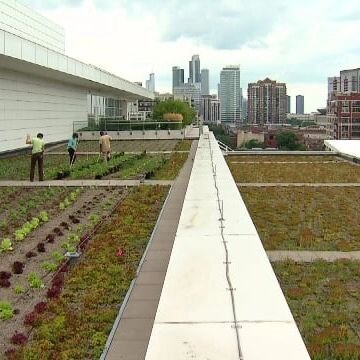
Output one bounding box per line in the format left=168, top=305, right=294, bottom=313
left=244, top=139, right=264, bottom=149
left=152, top=100, right=196, bottom=126
left=276, top=131, right=306, bottom=150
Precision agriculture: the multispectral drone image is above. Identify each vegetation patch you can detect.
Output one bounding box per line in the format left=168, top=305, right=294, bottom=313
left=273, top=260, right=360, bottom=360
left=228, top=161, right=360, bottom=183
left=240, top=187, right=360, bottom=250
left=7, top=186, right=168, bottom=359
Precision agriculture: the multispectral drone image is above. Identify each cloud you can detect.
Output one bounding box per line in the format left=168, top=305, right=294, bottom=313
left=23, top=0, right=84, bottom=9
left=22, top=0, right=360, bottom=113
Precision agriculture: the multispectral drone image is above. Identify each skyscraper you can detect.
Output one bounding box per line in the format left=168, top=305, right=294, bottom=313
left=189, top=55, right=201, bottom=84
left=201, top=69, right=209, bottom=95
left=286, top=95, right=291, bottom=113
left=219, top=65, right=241, bottom=124
left=296, top=95, right=304, bottom=114
left=172, top=66, right=184, bottom=93
left=145, top=73, right=155, bottom=92
left=247, top=78, right=287, bottom=124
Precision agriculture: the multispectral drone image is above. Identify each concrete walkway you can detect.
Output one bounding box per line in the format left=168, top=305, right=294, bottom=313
left=0, top=180, right=174, bottom=187
left=267, top=250, right=360, bottom=262
left=237, top=183, right=360, bottom=187
left=102, top=141, right=197, bottom=360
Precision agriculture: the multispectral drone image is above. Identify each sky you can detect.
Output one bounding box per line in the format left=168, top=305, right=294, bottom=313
left=24, top=0, right=360, bottom=113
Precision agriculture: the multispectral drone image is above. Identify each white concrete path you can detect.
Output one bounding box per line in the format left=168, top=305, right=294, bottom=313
left=145, top=130, right=310, bottom=360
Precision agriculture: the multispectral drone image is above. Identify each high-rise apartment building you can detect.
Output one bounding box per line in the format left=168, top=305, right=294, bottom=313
left=172, top=66, right=184, bottom=93
left=201, top=69, right=209, bottom=96
left=340, top=68, right=360, bottom=93
left=247, top=78, right=287, bottom=124
left=189, top=55, right=201, bottom=84
left=219, top=65, right=241, bottom=124
left=328, top=77, right=340, bottom=99
left=286, top=95, right=291, bottom=113
left=173, top=83, right=201, bottom=110
left=200, top=95, right=220, bottom=124
left=296, top=95, right=304, bottom=114
left=145, top=73, right=155, bottom=92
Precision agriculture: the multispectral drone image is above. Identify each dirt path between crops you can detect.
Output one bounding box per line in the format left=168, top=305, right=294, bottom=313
left=267, top=250, right=360, bottom=262
left=0, top=187, right=128, bottom=356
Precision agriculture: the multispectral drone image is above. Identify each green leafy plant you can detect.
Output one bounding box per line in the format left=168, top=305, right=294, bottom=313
left=88, top=214, right=99, bottom=226
left=41, top=262, right=58, bottom=272
left=51, top=251, right=65, bottom=264
left=39, top=211, right=49, bottom=222
left=0, top=238, right=13, bottom=252
left=0, top=301, right=14, bottom=320
left=14, top=285, right=25, bottom=294
left=27, top=273, right=44, bottom=289
left=59, top=202, right=65, bottom=210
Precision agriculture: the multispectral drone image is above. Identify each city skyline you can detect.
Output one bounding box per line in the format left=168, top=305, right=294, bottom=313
left=25, top=0, right=360, bottom=113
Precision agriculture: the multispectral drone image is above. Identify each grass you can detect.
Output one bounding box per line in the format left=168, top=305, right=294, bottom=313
left=273, top=260, right=360, bottom=360
left=240, top=187, right=360, bottom=250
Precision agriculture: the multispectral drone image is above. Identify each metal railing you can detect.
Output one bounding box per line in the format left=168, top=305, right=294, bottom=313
left=217, top=140, right=234, bottom=153
left=74, top=118, right=184, bottom=133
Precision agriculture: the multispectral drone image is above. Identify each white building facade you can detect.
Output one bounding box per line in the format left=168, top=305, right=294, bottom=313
left=0, top=0, right=153, bottom=152
left=219, top=65, right=241, bottom=124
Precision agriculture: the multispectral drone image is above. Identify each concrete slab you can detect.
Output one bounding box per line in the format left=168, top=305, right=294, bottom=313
left=145, top=323, right=239, bottom=360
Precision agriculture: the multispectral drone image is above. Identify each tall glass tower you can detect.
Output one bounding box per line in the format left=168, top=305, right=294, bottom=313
left=219, top=65, right=241, bottom=125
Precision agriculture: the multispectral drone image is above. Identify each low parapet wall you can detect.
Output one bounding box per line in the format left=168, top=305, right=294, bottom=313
left=78, top=130, right=185, bottom=141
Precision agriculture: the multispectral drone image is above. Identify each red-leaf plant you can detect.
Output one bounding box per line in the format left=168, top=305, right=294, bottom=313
left=12, top=261, right=25, bottom=274
left=10, top=332, right=27, bottom=345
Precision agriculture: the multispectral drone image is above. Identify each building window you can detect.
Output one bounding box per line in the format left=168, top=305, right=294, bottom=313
left=342, top=101, right=349, bottom=113
left=344, top=78, right=348, bottom=92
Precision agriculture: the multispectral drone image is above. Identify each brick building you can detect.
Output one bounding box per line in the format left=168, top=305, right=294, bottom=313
left=327, top=93, right=360, bottom=139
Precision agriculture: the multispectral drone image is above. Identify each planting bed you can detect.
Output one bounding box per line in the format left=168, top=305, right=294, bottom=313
left=0, top=185, right=168, bottom=359
left=0, top=150, right=189, bottom=182
left=51, top=139, right=192, bottom=153
left=240, top=187, right=360, bottom=250
left=227, top=157, right=360, bottom=183
left=273, top=260, right=360, bottom=360
left=0, top=154, right=97, bottom=181
left=228, top=155, right=340, bottom=163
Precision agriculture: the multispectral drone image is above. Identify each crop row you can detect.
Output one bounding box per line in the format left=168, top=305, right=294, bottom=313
left=0, top=187, right=129, bottom=356
left=3, top=185, right=168, bottom=359
left=0, top=188, right=76, bottom=242
left=49, top=139, right=192, bottom=153
left=0, top=150, right=189, bottom=181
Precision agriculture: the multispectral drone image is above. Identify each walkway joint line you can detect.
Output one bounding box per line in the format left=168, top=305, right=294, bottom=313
left=209, top=138, right=244, bottom=360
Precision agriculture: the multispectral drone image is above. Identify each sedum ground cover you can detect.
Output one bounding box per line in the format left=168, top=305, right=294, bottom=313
left=228, top=159, right=360, bottom=183
left=273, top=260, right=360, bottom=360
left=240, top=187, right=360, bottom=250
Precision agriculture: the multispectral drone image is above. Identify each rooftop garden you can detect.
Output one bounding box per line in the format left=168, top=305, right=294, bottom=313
left=240, top=187, right=360, bottom=250
left=228, top=159, right=360, bottom=183
left=0, top=185, right=169, bottom=358
left=273, top=260, right=360, bottom=360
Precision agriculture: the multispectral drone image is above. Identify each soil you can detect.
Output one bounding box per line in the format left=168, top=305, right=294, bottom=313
left=0, top=186, right=129, bottom=355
